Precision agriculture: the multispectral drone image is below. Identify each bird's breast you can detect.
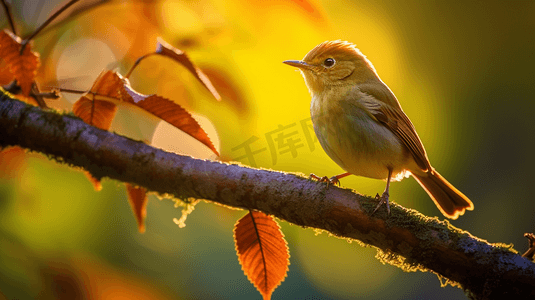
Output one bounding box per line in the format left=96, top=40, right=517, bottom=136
left=310, top=91, right=410, bottom=180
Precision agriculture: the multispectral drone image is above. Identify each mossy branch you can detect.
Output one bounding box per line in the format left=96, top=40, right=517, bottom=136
left=1, top=90, right=534, bottom=299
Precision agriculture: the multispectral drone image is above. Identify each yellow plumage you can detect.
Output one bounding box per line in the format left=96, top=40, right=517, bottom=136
left=284, top=40, right=473, bottom=219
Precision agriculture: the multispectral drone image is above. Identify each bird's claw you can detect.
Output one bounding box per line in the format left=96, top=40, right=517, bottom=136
left=309, top=173, right=341, bottom=186
left=372, top=191, right=390, bottom=216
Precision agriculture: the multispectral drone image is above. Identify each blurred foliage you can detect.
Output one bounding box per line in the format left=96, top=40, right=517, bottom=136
left=1, top=0, right=535, bottom=299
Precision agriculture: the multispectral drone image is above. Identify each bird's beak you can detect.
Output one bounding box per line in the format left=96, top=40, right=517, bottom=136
left=283, top=60, right=313, bottom=70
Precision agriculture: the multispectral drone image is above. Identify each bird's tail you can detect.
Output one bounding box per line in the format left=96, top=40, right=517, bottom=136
left=412, top=170, right=473, bottom=219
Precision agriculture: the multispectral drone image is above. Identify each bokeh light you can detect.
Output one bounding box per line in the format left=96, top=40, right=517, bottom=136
left=1, top=0, right=534, bottom=299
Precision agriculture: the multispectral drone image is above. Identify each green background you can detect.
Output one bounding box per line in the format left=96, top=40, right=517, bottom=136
left=1, top=0, right=534, bottom=299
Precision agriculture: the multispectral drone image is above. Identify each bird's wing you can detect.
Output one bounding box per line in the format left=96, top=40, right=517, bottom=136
left=359, top=84, right=431, bottom=171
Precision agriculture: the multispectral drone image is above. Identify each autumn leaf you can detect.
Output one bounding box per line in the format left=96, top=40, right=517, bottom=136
left=154, top=38, right=220, bottom=101
left=236, top=0, right=326, bottom=31
left=0, top=29, right=40, bottom=96
left=0, top=59, right=14, bottom=86
left=126, top=38, right=221, bottom=101
left=202, top=67, right=249, bottom=115
left=38, top=254, right=176, bottom=299
left=72, top=70, right=218, bottom=157
left=72, top=71, right=125, bottom=130
left=1, top=54, right=38, bottom=106
left=123, top=84, right=219, bottom=156
left=0, top=146, right=27, bottom=180
left=234, top=211, right=289, bottom=300
left=71, top=71, right=124, bottom=191
left=72, top=98, right=118, bottom=130
left=125, top=183, right=148, bottom=233
left=86, top=70, right=126, bottom=101
left=71, top=69, right=218, bottom=231
left=287, top=0, right=326, bottom=22
left=72, top=71, right=148, bottom=232
left=72, top=96, right=114, bottom=191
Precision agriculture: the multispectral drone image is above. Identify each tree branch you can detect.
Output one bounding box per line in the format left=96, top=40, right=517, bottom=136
left=1, top=0, right=17, bottom=35
left=1, top=90, right=534, bottom=299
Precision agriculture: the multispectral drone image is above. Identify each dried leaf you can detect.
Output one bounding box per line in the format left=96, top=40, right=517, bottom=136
left=155, top=38, right=221, bottom=101
left=238, top=0, right=326, bottom=29
left=88, top=70, right=127, bottom=101
left=72, top=71, right=125, bottom=192
left=288, top=0, right=325, bottom=21
left=201, top=67, right=249, bottom=115
left=72, top=98, right=118, bottom=130
left=72, top=71, right=124, bottom=130
left=125, top=183, right=148, bottom=233
left=0, top=59, right=14, bottom=85
left=0, top=146, right=27, bottom=179
left=84, top=172, right=102, bottom=191
left=74, top=70, right=218, bottom=156
left=71, top=70, right=150, bottom=233
left=234, top=211, right=289, bottom=300
left=123, top=84, right=219, bottom=156
left=0, top=30, right=40, bottom=96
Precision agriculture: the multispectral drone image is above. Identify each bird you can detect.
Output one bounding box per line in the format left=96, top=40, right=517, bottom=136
left=283, top=40, right=473, bottom=219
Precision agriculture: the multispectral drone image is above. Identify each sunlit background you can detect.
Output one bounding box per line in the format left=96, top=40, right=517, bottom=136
left=1, top=0, right=535, bottom=299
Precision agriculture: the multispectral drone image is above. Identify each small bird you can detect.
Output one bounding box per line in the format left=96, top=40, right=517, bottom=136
left=284, top=40, right=473, bottom=219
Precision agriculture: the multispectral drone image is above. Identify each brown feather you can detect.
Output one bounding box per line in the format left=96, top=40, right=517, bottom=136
left=413, top=170, right=474, bottom=219
left=360, top=93, right=431, bottom=171
left=285, top=40, right=474, bottom=219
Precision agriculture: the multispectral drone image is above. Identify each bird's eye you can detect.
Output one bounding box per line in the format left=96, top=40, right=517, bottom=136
left=323, top=58, right=335, bottom=67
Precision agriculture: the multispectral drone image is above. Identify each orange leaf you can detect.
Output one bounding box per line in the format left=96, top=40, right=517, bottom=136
left=71, top=71, right=122, bottom=191
left=88, top=70, right=128, bottom=101
left=72, top=71, right=125, bottom=130
left=0, top=146, right=27, bottom=179
left=83, top=171, right=102, bottom=191
left=0, top=59, right=14, bottom=85
left=125, top=183, right=148, bottom=233
left=72, top=98, right=118, bottom=130
left=288, top=0, right=325, bottom=22
left=201, top=67, right=249, bottom=115
left=155, top=38, right=221, bottom=101
left=123, top=84, right=219, bottom=156
left=0, top=30, right=40, bottom=96
left=234, top=211, right=289, bottom=300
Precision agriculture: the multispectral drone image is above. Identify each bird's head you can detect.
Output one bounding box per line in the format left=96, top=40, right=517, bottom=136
left=284, top=40, right=378, bottom=96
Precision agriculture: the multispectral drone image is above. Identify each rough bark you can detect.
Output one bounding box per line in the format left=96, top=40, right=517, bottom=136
left=1, top=90, right=534, bottom=299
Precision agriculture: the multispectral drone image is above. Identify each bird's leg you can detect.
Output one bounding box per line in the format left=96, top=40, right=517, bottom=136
left=310, top=172, right=351, bottom=186
left=372, top=168, right=393, bottom=216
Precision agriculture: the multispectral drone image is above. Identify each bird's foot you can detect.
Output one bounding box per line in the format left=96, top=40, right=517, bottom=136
left=309, top=173, right=341, bottom=186
left=372, top=191, right=390, bottom=216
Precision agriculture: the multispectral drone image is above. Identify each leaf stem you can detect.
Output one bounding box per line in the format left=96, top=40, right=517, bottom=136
left=20, top=0, right=80, bottom=54
left=33, top=90, right=61, bottom=99
left=30, top=82, right=48, bottom=109
left=124, top=53, right=156, bottom=79
left=1, top=0, right=17, bottom=35
left=57, top=87, right=87, bottom=94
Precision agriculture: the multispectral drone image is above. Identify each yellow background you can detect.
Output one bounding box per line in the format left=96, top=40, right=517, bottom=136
left=1, top=0, right=534, bottom=299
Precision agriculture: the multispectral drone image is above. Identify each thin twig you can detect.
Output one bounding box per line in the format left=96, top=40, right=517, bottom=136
left=20, top=0, right=80, bottom=54
left=58, top=88, right=120, bottom=104
left=125, top=53, right=155, bottom=78
left=1, top=0, right=17, bottom=35
left=33, top=90, right=61, bottom=99
left=23, top=0, right=113, bottom=40
left=57, top=87, right=87, bottom=94
left=30, top=82, right=48, bottom=109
